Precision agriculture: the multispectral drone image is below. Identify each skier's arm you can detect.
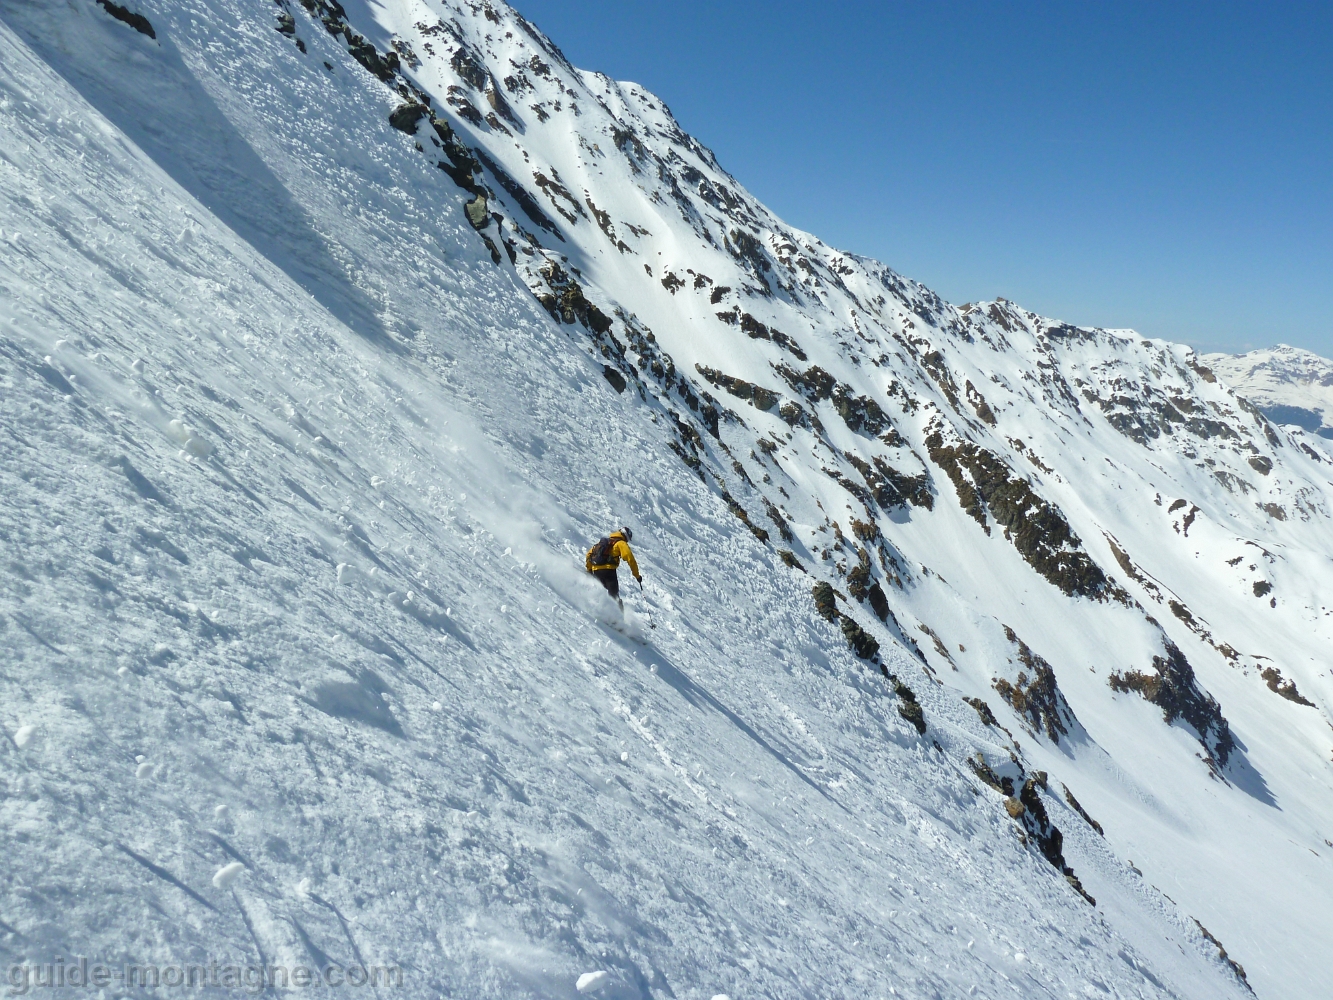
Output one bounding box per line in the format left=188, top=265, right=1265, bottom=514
left=617, top=541, right=641, bottom=580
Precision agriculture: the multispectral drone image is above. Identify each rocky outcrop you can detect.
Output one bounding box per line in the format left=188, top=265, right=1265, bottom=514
left=993, top=627, right=1076, bottom=744
left=812, top=582, right=881, bottom=665
left=1110, top=640, right=1235, bottom=770
left=95, top=0, right=155, bottom=38
left=535, top=261, right=612, bottom=333
left=843, top=453, right=933, bottom=510
left=695, top=365, right=779, bottom=411
left=926, top=432, right=1110, bottom=599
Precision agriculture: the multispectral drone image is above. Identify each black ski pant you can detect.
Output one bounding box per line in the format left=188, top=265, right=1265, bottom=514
left=591, top=568, right=620, bottom=599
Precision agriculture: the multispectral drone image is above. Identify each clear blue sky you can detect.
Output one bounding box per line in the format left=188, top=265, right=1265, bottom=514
left=515, top=0, right=1332, bottom=356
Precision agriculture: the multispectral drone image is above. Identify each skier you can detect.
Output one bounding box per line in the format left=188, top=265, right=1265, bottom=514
left=586, top=526, right=641, bottom=608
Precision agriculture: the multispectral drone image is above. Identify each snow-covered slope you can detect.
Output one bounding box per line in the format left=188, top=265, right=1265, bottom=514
left=2, top=2, right=1331, bottom=998
left=1204, top=344, right=1333, bottom=439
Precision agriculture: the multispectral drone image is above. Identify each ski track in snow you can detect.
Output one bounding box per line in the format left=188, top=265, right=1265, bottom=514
left=0, top=2, right=1329, bottom=999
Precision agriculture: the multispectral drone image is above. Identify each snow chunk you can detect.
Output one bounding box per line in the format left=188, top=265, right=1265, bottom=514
left=135, top=761, right=154, bottom=778
left=576, top=970, right=609, bottom=993
left=14, top=725, right=35, bottom=748
left=212, top=861, right=246, bottom=889
left=168, top=418, right=214, bottom=457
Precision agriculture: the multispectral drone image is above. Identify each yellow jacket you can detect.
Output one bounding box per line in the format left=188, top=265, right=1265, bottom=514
left=587, top=533, right=640, bottom=578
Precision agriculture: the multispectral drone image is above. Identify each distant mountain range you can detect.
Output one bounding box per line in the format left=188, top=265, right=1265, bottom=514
left=1205, top=345, right=1333, bottom=438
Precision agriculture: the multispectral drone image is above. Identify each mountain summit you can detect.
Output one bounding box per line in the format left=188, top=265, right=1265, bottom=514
left=1, top=1, right=1330, bottom=998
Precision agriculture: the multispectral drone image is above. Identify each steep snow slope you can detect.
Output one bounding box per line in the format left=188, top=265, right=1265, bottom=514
left=0, top=2, right=1330, bottom=999
left=1205, top=345, right=1333, bottom=438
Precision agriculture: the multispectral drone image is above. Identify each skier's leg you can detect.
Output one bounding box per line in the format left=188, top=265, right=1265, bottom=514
left=593, top=568, right=619, bottom=599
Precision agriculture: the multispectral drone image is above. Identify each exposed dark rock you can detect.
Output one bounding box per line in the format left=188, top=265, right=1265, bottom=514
left=476, top=233, right=502, bottom=265
left=846, top=547, right=873, bottom=602
left=813, top=582, right=882, bottom=664
left=965, top=380, right=997, bottom=425
left=1061, top=784, right=1104, bottom=835
left=1109, top=639, right=1235, bottom=769
left=450, top=44, right=489, bottom=91
left=464, top=193, right=490, bottom=230
left=739, top=313, right=806, bottom=360
left=1252, top=580, right=1272, bottom=598
left=581, top=196, right=628, bottom=251
left=762, top=497, right=794, bottom=543
left=536, top=261, right=612, bottom=333
left=1188, top=357, right=1217, bottom=383
left=601, top=366, right=626, bottom=394
left=964, top=697, right=997, bottom=727
left=968, top=753, right=1012, bottom=795
left=447, top=90, right=485, bottom=126
left=919, top=351, right=961, bottom=408
left=389, top=103, right=430, bottom=133
left=812, top=581, right=839, bottom=623
left=727, top=229, right=772, bottom=295
left=842, top=615, right=880, bottom=662
left=774, top=364, right=896, bottom=438
left=485, top=79, right=520, bottom=127
left=842, top=453, right=933, bottom=510
left=717, top=486, right=768, bottom=543
left=1247, top=455, right=1273, bottom=476
left=821, top=465, right=876, bottom=512
left=474, top=148, right=562, bottom=238
left=695, top=365, right=778, bottom=411
left=95, top=0, right=155, bottom=38
left=1193, top=920, right=1254, bottom=994
left=335, top=23, right=398, bottom=81
left=831, top=385, right=892, bottom=436
left=867, top=582, right=890, bottom=621
left=1104, top=533, right=1162, bottom=602
left=926, top=433, right=1109, bottom=599
left=709, top=285, right=731, bottom=305
left=1260, top=666, right=1314, bottom=707
left=1089, top=378, right=1239, bottom=446
left=778, top=400, right=810, bottom=429
left=993, top=626, right=1074, bottom=743
left=775, top=363, right=836, bottom=402
left=426, top=112, right=478, bottom=179
left=889, top=675, right=926, bottom=734
left=1019, top=779, right=1093, bottom=904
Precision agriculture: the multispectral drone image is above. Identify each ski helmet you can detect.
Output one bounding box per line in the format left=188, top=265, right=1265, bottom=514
left=619, top=525, right=633, bottom=542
